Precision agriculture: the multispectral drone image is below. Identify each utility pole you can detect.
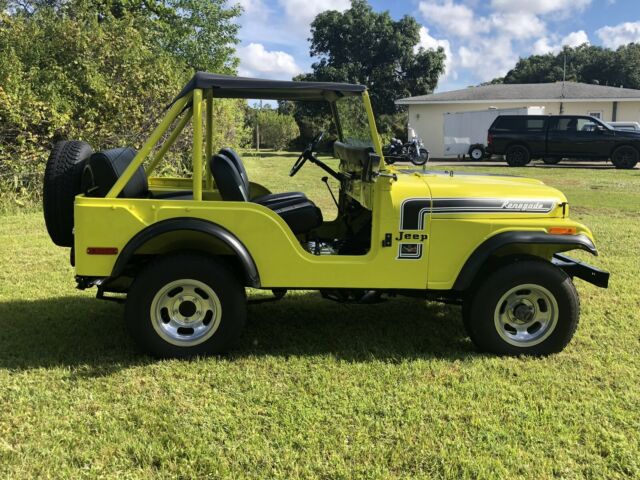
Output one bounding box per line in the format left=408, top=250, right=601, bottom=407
left=560, top=51, right=567, bottom=114
left=255, top=99, right=262, bottom=152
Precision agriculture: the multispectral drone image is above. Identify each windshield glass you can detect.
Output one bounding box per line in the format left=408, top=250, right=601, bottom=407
left=335, top=96, right=373, bottom=146
left=593, top=117, right=613, bottom=130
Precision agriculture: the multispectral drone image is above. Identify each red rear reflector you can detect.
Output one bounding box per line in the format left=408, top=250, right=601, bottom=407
left=87, top=247, right=119, bottom=255
left=548, top=227, right=577, bottom=235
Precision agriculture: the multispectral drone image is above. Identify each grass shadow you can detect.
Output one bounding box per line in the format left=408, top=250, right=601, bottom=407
left=240, top=292, right=473, bottom=361
left=0, top=296, right=145, bottom=376
left=0, top=292, right=474, bottom=373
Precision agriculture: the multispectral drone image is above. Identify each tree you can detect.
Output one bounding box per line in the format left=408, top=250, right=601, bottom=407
left=0, top=0, right=244, bottom=203
left=301, top=0, right=445, bottom=115
left=10, top=0, right=241, bottom=72
left=494, top=43, right=640, bottom=90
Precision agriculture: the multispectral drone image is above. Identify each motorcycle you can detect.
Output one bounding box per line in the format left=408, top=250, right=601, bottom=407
left=383, top=135, right=430, bottom=166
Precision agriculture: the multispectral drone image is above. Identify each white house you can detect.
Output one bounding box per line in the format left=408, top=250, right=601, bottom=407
left=396, top=82, right=640, bottom=158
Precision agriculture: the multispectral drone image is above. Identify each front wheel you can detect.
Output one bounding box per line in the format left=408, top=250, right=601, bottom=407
left=410, top=148, right=429, bottom=166
left=125, top=253, right=246, bottom=358
left=463, top=260, right=579, bottom=356
left=611, top=145, right=639, bottom=169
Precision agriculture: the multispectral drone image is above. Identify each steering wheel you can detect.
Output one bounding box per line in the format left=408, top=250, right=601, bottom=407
left=289, top=131, right=325, bottom=177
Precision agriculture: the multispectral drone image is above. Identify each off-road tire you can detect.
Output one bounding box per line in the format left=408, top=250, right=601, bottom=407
left=611, top=145, right=639, bottom=169
left=125, top=253, right=247, bottom=358
left=505, top=145, right=531, bottom=167
left=542, top=157, right=561, bottom=165
left=43, top=140, right=93, bottom=247
left=464, top=260, right=579, bottom=356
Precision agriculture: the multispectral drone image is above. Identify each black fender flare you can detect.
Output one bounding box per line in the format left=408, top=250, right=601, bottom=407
left=452, top=231, right=597, bottom=291
left=111, top=218, right=260, bottom=287
left=505, top=141, right=531, bottom=153
left=610, top=142, right=640, bottom=158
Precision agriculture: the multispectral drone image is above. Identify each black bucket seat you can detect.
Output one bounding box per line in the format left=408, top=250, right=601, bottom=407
left=210, top=152, right=322, bottom=235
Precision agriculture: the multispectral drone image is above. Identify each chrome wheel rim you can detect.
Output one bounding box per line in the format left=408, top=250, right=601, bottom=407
left=150, top=279, right=222, bottom=346
left=471, top=149, right=482, bottom=160
left=494, top=284, right=558, bottom=347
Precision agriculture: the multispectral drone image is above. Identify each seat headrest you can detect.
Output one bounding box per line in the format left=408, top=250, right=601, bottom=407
left=81, top=147, right=148, bottom=198
left=219, top=147, right=249, bottom=192
left=210, top=153, right=249, bottom=201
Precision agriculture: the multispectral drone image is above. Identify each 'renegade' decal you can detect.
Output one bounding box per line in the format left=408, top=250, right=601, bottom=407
left=399, top=197, right=556, bottom=230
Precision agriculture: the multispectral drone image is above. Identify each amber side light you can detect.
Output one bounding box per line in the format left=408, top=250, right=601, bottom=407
left=548, top=227, right=577, bottom=235
left=87, top=247, right=119, bottom=255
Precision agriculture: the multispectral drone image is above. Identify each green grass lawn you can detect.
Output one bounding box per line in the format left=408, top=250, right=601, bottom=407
left=0, top=152, right=639, bottom=479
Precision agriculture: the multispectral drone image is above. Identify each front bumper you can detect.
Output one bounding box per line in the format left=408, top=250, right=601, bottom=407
left=552, top=253, right=609, bottom=288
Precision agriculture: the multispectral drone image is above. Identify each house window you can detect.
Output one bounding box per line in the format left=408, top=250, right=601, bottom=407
left=588, top=111, right=603, bottom=120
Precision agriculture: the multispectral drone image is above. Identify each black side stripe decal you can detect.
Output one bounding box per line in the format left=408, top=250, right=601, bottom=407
left=400, top=198, right=557, bottom=230
left=400, top=198, right=431, bottom=230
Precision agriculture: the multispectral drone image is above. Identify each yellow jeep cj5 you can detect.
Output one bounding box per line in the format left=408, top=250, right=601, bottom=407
left=43, top=73, right=609, bottom=357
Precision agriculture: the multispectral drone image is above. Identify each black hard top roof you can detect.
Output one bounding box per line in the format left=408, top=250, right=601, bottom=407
left=173, top=72, right=367, bottom=103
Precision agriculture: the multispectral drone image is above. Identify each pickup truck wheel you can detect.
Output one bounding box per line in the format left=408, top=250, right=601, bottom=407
left=542, top=157, right=561, bottom=165
left=505, top=145, right=531, bottom=167
left=43, top=140, right=93, bottom=247
left=125, top=253, right=246, bottom=358
left=611, top=146, right=639, bottom=169
left=465, top=260, right=579, bottom=356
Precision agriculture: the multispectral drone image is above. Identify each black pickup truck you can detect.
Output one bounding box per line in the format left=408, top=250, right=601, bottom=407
left=487, top=115, right=640, bottom=169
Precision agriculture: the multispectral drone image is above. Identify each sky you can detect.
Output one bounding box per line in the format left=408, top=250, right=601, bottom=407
left=233, top=0, right=640, bottom=92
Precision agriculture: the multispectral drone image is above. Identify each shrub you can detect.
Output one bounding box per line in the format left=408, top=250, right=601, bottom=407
left=253, top=109, right=300, bottom=150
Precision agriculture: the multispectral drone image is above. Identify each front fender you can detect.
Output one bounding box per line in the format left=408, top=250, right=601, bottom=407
left=452, top=231, right=597, bottom=291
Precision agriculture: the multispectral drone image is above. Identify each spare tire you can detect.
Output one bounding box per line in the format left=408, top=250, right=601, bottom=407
left=43, top=140, right=93, bottom=247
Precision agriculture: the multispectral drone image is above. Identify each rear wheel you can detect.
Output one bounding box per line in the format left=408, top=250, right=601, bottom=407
left=505, top=145, right=531, bottom=167
left=611, top=145, right=639, bottom=169
left=464, top=260, right=579, bottom=356
left=43, top=140, right=93, bottom=247
left=125, top=253, right=246, bottom=358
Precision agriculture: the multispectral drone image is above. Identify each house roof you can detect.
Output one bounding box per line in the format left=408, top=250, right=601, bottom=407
left=396, top=81, right=640, bottom=105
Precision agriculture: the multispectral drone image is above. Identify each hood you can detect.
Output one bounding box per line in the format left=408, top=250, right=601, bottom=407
left=397, top=169, right=567, bottom=218
left=612, top=129, right=640, bottom=140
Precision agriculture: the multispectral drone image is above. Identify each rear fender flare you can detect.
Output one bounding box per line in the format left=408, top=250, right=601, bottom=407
left=452, top=231, right=597, bottom=291
left=111, top=218, right=260, bottom=287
